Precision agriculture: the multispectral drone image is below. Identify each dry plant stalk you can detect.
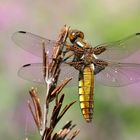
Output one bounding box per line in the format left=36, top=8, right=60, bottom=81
left=27, top=25, right=80, bottom=140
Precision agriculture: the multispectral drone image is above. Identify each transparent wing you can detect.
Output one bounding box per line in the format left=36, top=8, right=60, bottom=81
left=95, top=33, right=140, bottom=61
left=95, top=62, right=140, bottom=87
left=12, top=31, right=56, bottom=58
left=18, top=63, right=79, bottom=85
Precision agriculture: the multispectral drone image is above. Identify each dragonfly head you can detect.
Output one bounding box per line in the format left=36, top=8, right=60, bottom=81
left=69, top=29, right=84, bottom=43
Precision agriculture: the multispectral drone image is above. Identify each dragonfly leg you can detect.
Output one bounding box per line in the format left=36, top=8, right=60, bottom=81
left=65, top=43, right=72, bottom=51
left=62, top=52, right=74, bottom=62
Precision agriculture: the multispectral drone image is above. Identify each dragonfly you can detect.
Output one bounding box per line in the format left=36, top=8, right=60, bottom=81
left=12, top=29, right=140, bottom=123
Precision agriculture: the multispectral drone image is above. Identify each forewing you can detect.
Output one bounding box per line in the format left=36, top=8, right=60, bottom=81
left=12, top=31, right=56, bottom=58
left=18, top=63, right=79, bottom=85
left=95, top=33, right=140, bottom=61
left=95, top=62, right=140, bottom=87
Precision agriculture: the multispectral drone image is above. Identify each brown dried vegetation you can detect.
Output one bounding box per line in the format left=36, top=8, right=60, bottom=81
left=27, top=26, right=80, bottom=140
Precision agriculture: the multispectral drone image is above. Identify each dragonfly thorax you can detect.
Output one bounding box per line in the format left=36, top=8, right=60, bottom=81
left=82, top=51, right=96, bottom=65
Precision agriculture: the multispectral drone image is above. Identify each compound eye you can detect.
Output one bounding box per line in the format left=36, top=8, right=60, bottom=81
left=69, top=30, right=84, bottom=43
left=77, top=31, right=84, bottom=39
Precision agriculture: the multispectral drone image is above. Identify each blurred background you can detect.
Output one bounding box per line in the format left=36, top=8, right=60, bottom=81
left=0, top=0, right=140, bottom=140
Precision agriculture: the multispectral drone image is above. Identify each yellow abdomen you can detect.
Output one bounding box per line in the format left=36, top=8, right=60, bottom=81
left=79, top=65, right=94, bottom=123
